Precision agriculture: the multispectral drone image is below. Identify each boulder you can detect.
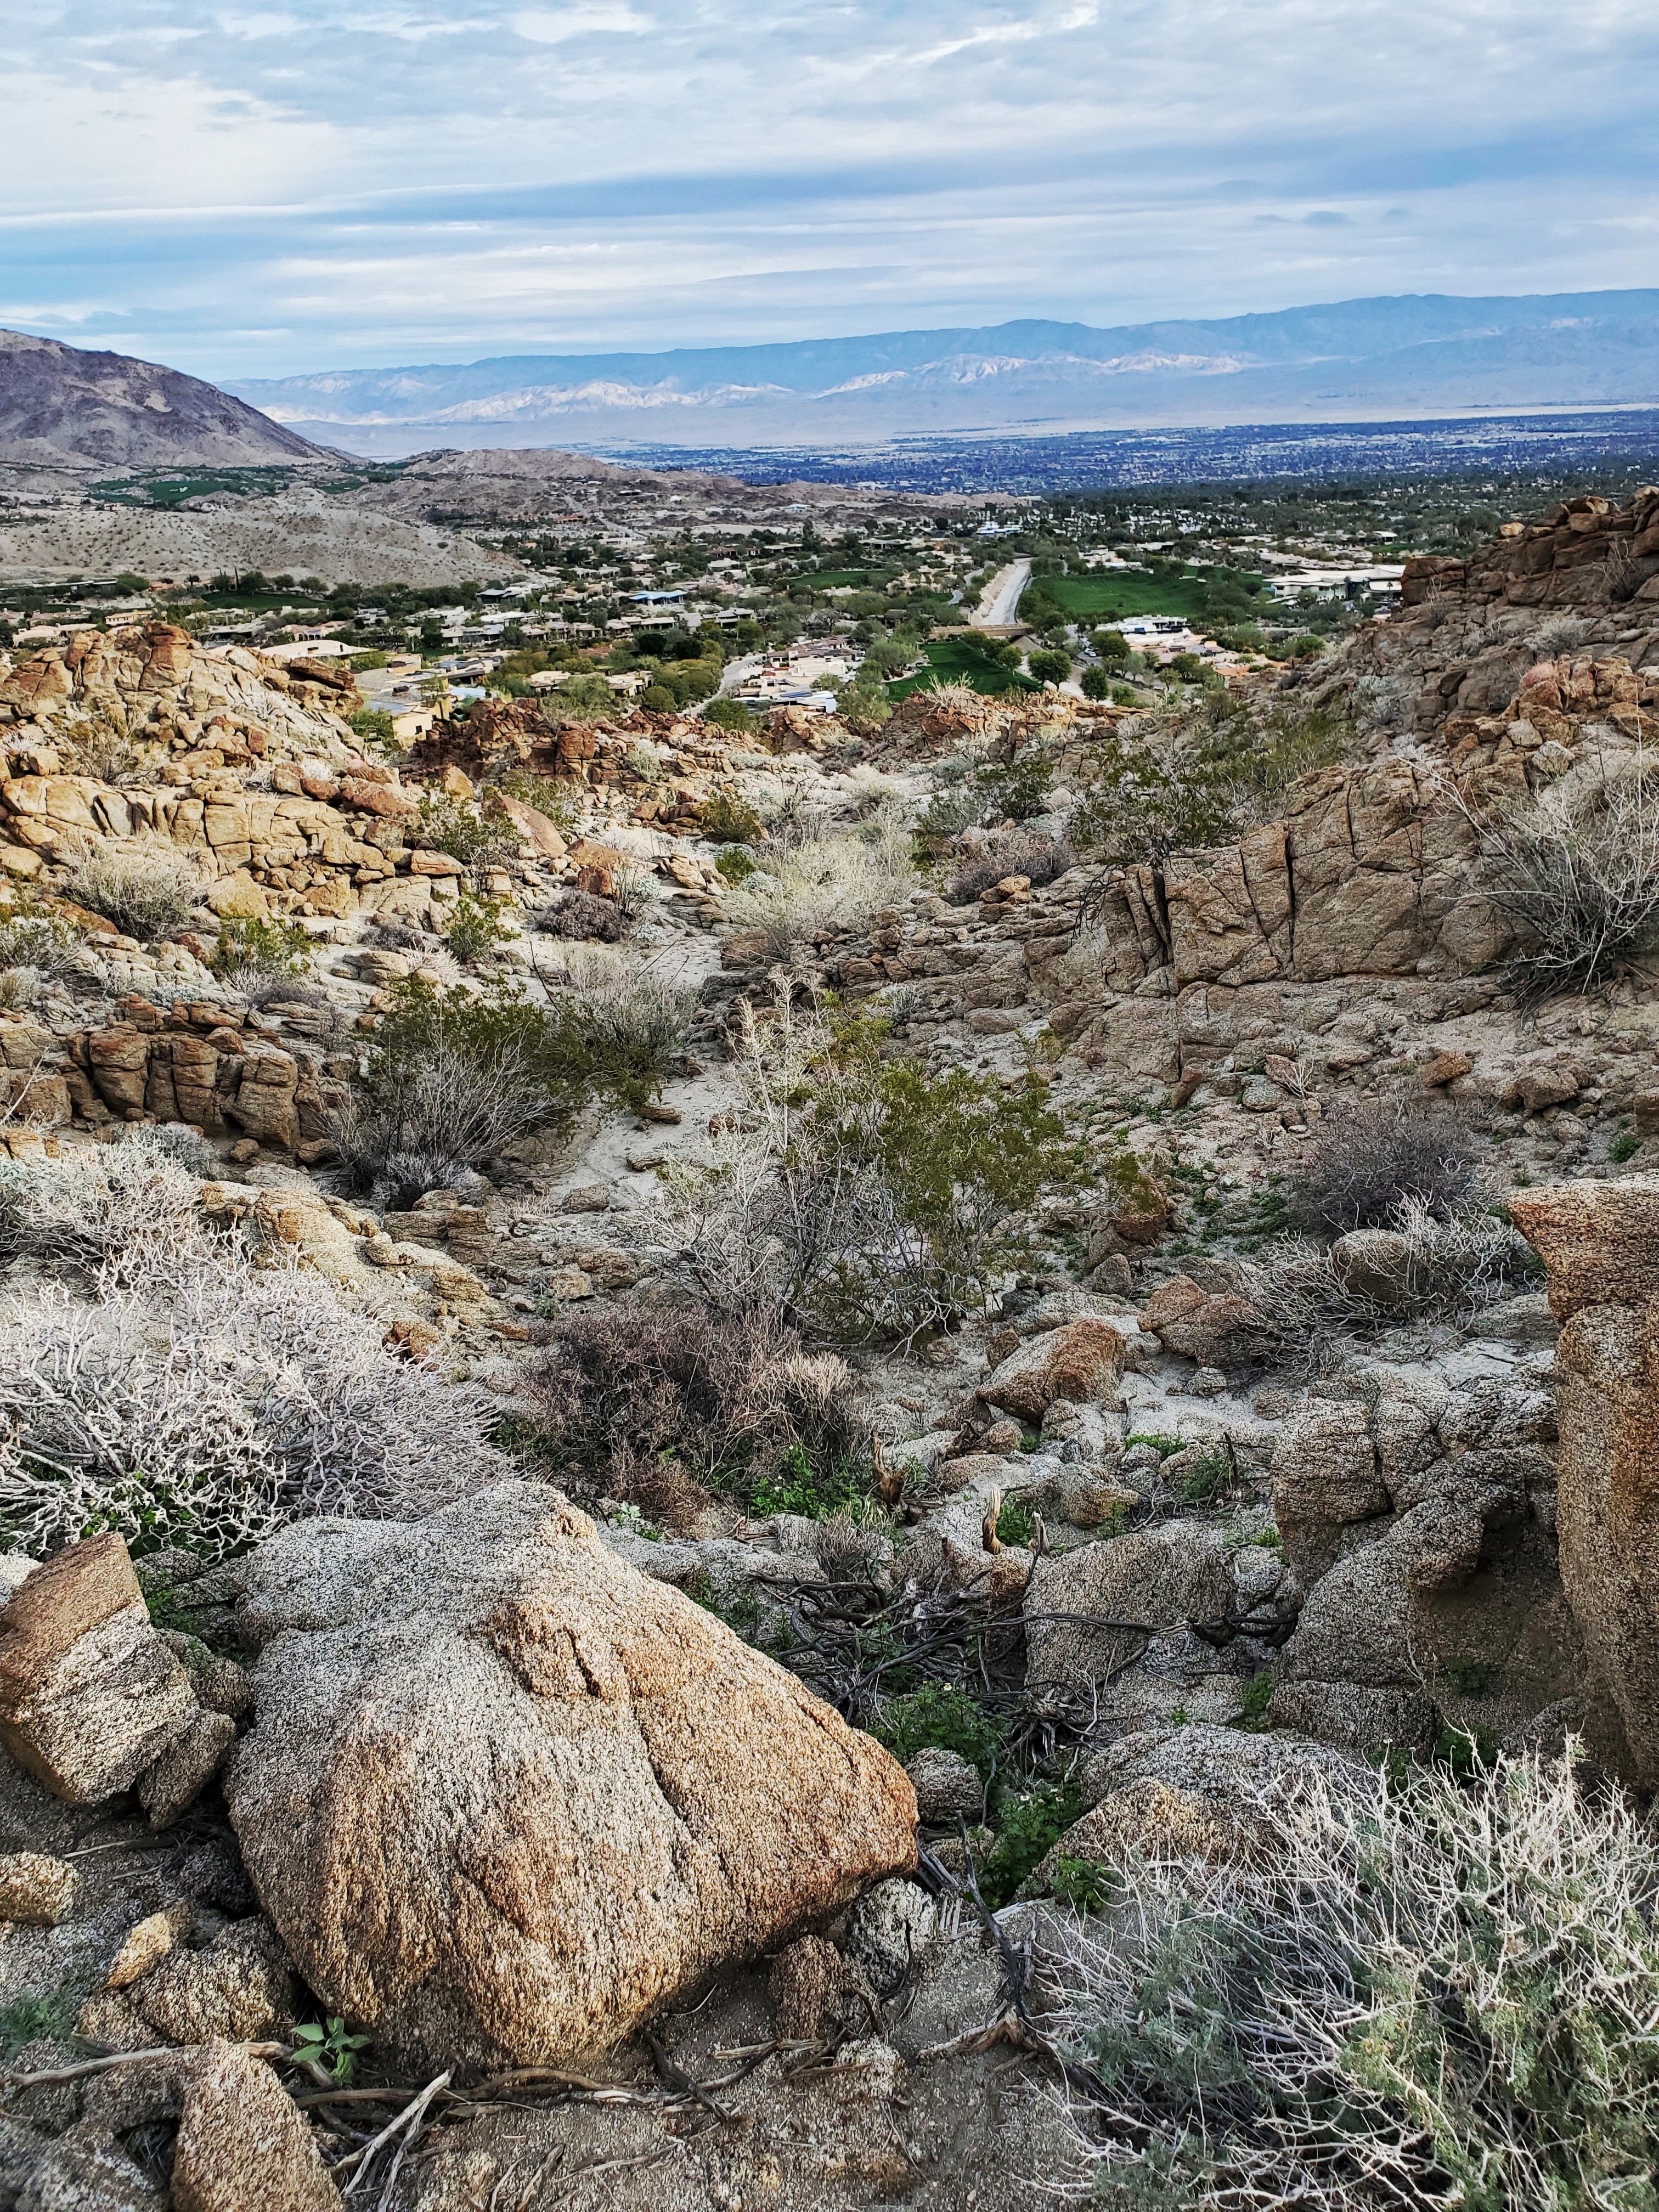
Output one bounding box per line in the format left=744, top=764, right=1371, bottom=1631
left=1328, top=1227, right=1420, bottom=1310
left=0, top=1536, right=196, bottom=1804
left=1550, top=1300, right=1659, bottom=1785
left=0, top=1852, right=77, bottom=1927
left=1509, top=1174, right=1659, bottom=1320
left=170, top=2040, right=341, bottom=2212
left=1139, top=1274, right=1261, bottom=1366
left=1024, top=1522, right=1234, bottom=1694
left=842, top=1878, right=936, bottom=1995
left=225, top=1482, right=916, bottom=2068
left=904, top=1746, right=983, bottom=1824
left=974, top=1318, right=1126, bottom=1423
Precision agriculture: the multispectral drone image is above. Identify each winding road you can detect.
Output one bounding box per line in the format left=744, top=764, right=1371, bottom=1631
left=969, top=556, right=1031, bottom=629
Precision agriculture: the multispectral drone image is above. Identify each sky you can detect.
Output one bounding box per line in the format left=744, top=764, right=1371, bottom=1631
left=4, top=0, right=1658, bottom=381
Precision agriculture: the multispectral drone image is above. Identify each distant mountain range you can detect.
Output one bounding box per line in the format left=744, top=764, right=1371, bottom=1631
left=0, top=330, right=331, bottom=471
left=226, top=291, right=1659, bottom=455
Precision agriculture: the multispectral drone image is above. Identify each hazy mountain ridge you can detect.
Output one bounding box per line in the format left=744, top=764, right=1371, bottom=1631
left=0, top=329, right=334, bottom=471
left=227, top=291, right=1659, bottom=454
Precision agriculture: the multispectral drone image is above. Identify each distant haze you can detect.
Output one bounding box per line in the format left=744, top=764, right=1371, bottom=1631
left=226, top=292, right=1659, bottom=456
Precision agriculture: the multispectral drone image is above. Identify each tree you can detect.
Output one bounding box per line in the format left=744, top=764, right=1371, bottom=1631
left=1027, top=647, right=1071, bottom=685
left=1091, top=628, right=1130, bottom=662
left=1080, top=665, right=1115, bottom=700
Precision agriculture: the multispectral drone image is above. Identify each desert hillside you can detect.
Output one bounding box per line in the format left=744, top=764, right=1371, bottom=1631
left=0, top=489, right=1656, bottom=2204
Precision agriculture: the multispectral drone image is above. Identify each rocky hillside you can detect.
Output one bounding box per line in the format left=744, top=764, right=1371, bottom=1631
left=1, top=498, right=1659, bottom=2203
left=0, top=329, right=335, bottom=471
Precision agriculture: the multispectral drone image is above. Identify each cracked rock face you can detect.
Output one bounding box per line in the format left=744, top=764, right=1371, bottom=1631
left=226, top=1480, right=918, bottom=2069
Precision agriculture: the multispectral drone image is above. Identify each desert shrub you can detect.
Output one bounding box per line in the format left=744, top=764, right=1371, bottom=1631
left=980, top=1781, right=1084, bottom=1908
left=1287, top=1093, right=1476, bottom=1234
left=1460, top=755, right=1659, bottom=1003
left=349, top=707, right=395, bottom=744
left=714, top=845, right=757, bottom=885
left=1048, top=1747, right=1659, bottom=2212
left=442, top=888, right=514, bottom=966
left=654, top=1002, right=1080, bottom=1344
left=1027, top=647, right=1071, bottom=685
left=1073, top=702, right=1351, bottom=869
left=341, top=974, right=685, bottom=1203
left=0, top=1255, right=503, bottom=1562
left=838, top=680, right=895, bottom=732
left=702, top=697, right=755, bottom=735
left=65, top=842, right=204, bottom=940
left=946, top=831, right=1076, bottom=905
left=699, top=788, right=766, bottom=844
left=1235, top=1196, right=1536, bottom=1373
left=208, top=915, right=313, bottom=981
left=489, top=768, right=581, bottom=837
left=0, top=900, right=84, bottom=989
left=719, top=831, right=912, bottom=961
left=66, top=729, right=144, bottom=787
left=877, top=1684, right=1005, bottom=1779
left=975, top=752, right=1054, bottom=823
left=538, top=890, right=627, bottom=941
left=639, top=684, right=675, bottom=713
left=415, top=790, right=516, bottom=866
left=0, top=1132, right=207, bottom=1285
left=523, top=1298, right=866, bottom=1526
left=915, top=783, right=985, bottom=843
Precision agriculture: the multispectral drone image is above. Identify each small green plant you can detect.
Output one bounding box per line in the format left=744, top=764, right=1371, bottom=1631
left=208, top=914, right=313, bottom=979
left=493, top=768, right=582, bottom=837
left=1239, top=1669, right=1275, bottom=1725
left=1439, top=1655, right=1500, bottom=1698
left=135, top=1569, right=190, bottom=1633
left=683, top=1568, right=761, bottom=1638
left=994, top=1492, right=1039, bottom=1547
left=1048, top=1855, right=1117, bottom=1913
left=714, top=844, right=758, bottom=884
left=0, top=1991, right=76, bottom=2059
left=1610, top=1129, right=1641, bottom=1163
left=443, top=887, right=514, bottom=967
left=349, top=707, right=394, bottom=742
left=751, top=1442, right=871, bottom=1520
left=1434, top=1723, right=1499, bottom=1780
left=876, top=1684, right=1006, bottom=1778
left=698, top=788, right=766, bottom=844
left=290, top=2017, right=371, bottom=2087
left=980, top=1781, right=1084, bottom=1908
left=1125, top=1433, right=1186, bottom=1459
left=1179, top=1447, right=1232, bottom=1508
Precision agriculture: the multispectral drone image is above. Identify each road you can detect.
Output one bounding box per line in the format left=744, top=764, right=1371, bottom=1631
left=970, top=557, right=1031, bottom=629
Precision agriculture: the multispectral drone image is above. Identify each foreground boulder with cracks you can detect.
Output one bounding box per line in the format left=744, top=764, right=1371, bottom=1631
left=225, top=1480, right=918, bottom=2068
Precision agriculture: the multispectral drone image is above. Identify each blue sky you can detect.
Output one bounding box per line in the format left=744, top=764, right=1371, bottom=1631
left=5, top=0, right=1657, bottom=380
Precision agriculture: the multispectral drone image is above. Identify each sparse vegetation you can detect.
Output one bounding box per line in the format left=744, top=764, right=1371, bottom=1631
left=65, top=841, right=204, bottom=940
left=1285, top=1093, right=1477, bottom=1234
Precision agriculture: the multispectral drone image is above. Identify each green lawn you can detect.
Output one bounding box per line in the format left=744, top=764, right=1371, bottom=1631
left=1034, top=567, right=1265, bottom=628
left=888, top=637, right=1042, bottom=702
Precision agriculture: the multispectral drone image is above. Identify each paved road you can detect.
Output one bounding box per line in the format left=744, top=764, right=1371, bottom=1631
left=970, top=557, right=1031, bottom=628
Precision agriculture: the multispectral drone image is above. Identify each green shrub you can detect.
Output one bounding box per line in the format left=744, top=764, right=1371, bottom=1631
left=416, top=791, right=516, bottom=866
left=1079, top=665, right=1116, bottom=701
left=981, top=1781, right=1084, bottom=1907
left=698, top=788, right=766, bottom=844
left=492, top=768, right=581, bottom=837
left=715, top=845, right=757, bottom=884
left=703, top=696, right=755, bottom=734
left=443, top=888, right=514, bottom=966
left=876, top=1684, right=1006, bottom=1778
left=0, top=1991, right=75, bottom=2059
left=1049, top=1855, right=1117, bottom=1913
left=208, top=915, right=313, bottom=979
left=994, top=1492, right=1039, bottom=1548
left=974, top=753, right=1054, bottom=823
left=0, top=898, right=82, bottom=981
left=640, top=684, right=676, bottom=713
left=751, top=1441, right=871, bottom=1520
left=1610, top=1128, right=1642, bottom=1164
left=349, top=707, right=394, bottom=742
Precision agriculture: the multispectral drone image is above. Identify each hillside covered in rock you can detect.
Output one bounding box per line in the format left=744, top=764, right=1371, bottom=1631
left=0, top=494, right=1658, bottom=2206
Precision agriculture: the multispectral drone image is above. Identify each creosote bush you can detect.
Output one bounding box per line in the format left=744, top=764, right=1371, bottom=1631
left=208, top=915, right=313, bottom=981
left=947, top=831, right=1076, bottom=905
left=415, top=790, right=517, bottom=867
left=65, top=842, right=204, bottom=940
left=1286, top=1093, right=1477, bottom=1234
left=538, top=889, right=627, bottom=942
left=523, top=1298, right=866, bottom=1529
left=1048, top=1747, right=1659, bottom=2212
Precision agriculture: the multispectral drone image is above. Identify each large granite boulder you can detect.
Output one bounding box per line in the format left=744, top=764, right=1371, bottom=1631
left=226, top=1481, right=917, bottom=2068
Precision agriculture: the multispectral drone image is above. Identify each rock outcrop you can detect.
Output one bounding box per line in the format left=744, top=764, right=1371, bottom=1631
left=227, top=1481, right=918, bottom=2068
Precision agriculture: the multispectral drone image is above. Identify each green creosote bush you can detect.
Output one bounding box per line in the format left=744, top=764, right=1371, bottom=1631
left=698, top=788, right=767, bottom=844
left=64, top=842, right=204, bottom=941
left=702, top=696, right=756, bottom=735
left=338, top=975, right=677, bottom=1205
left=714, top=844, right=757, bottom=884
left=1072, top=702, right=1351, bottom=870
left=1610, top=1128, right=1642, bottom=1164
left=876, top=1684, right=1006, bottom=1779
left=974, top=752, right=1054, bottom=823
left=208, top=915, right=313, bottom=980
left=416, top=789, right=517, bottom=866
left=442, top=887, right=515, bottom=967
left=915, top=783, right=984, bottom=843
left=490, top=768, right=582, bottom=837
left=837, top=681, right=894, bottom=733
left=349, top=707, right=394, bottom=742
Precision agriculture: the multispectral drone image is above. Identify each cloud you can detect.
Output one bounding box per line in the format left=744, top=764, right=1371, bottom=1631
left=4, top=0, right=1657, bottom=378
